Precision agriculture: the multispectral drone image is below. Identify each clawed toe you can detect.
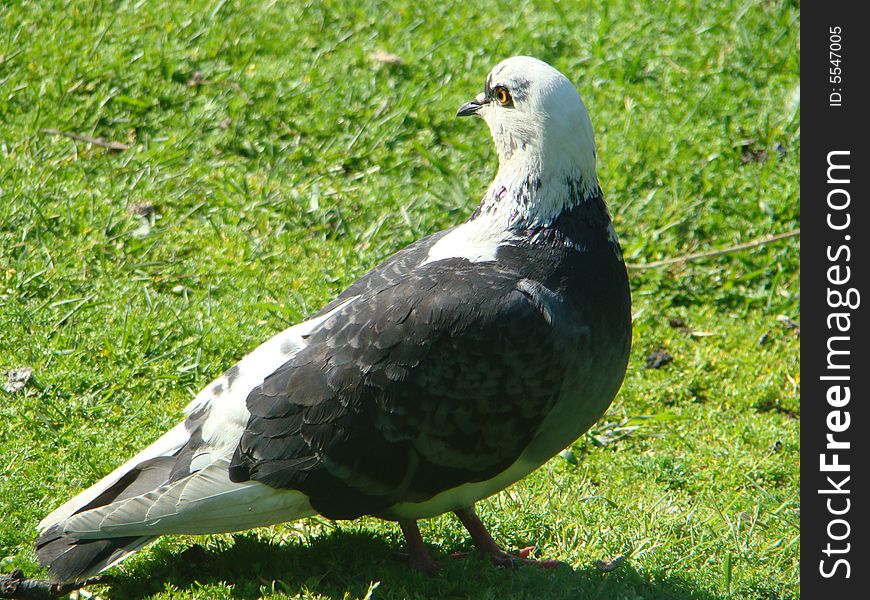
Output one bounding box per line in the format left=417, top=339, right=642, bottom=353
left=401, top=507, right=568, bottom=576
left=453, top=507, right=568, bottom=570
left=488, top=548, right=564, bottom=569
left=449, top=543, right=566, bottom=569
left=409, top=554, right=441, bottom=575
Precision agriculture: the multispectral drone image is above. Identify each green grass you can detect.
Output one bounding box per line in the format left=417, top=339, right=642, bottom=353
left=0, top=0, right=799, bottom=598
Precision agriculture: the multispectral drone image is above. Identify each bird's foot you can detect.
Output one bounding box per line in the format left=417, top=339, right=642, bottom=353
left=487, top=546, right=564, bottom=569
left=408, top=552, right=441, bottom=575
left=453, top=506, right=567, bottom=569
left=399, top=519, right=441, bottom=575
left=450, top=545, right=564, bottom=569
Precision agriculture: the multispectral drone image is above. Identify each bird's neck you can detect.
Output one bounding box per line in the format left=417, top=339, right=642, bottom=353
left=464, top=152, right=621, bottom=259
left=473, top=152, right=599, bottom=231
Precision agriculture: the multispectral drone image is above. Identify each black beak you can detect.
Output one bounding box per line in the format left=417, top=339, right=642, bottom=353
left=456, top=100, right=483, bottom=117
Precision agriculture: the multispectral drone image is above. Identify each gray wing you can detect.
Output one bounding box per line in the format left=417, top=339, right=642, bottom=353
left=313, top=228, right=452, bottom=316
left=228, top=259, right=575, bottom=519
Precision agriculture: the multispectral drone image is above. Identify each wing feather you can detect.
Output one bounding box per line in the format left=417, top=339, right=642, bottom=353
left=62, top=460, right=314, bottom=538
left=230, top=260, right=576, bottom=519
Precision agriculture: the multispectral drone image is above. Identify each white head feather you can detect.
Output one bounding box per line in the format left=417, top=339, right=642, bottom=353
left=458, top=56, right=599, bottom=227
left=424, top=57, right=604, bottom=266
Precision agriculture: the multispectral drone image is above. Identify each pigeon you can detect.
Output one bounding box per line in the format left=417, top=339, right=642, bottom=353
left=35, top=55, right=632, bottom=581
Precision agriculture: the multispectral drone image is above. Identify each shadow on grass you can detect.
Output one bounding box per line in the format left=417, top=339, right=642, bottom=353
left=108, top=530, right=727, bottom=600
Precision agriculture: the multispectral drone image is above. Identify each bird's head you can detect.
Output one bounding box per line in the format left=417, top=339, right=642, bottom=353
left=458, top=56, right=598, bottom=200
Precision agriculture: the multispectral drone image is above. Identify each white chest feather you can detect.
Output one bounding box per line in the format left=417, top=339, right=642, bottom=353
left=421, top=212, right=520, bottom=266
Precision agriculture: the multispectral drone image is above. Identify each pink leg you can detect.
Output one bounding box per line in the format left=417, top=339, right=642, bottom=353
left=454, top=505, right=563, bottom=569
left=399, top=520, right=440, bottom=574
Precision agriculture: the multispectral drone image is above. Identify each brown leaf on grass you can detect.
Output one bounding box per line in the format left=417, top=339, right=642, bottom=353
left=668, top=317, right=687, bottom=329
left=127, top=202, right=155, bottom=237
left=369, top=50, right=404, bottom=66
left=776, top=314, right=800, bottom=335
left=127, top=202, right=154, bottom=218
left=595, top=555, right=626, bottom=572
left=741, top=146, right=769, bottom=164
left=2, top=367, right=32, bottom=393
left=645, top=347, right=673, bottom=369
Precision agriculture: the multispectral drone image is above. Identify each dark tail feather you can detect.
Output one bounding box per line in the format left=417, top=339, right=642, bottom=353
left=36, top=524, right=154, bottom=582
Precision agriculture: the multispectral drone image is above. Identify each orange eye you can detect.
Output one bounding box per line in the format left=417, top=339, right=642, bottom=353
left=493, top=86, right=512, bottom=106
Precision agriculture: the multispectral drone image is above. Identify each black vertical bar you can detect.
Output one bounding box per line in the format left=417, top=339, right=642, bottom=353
left=802, top=4, right=869, bottom=597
